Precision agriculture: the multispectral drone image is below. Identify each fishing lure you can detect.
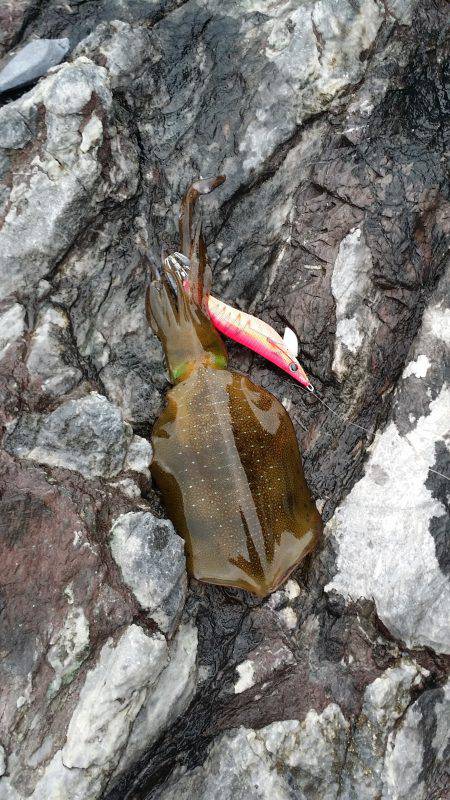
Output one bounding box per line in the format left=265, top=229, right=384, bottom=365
left=168, top=251, right=313, bottom=391
left=177, top=176, right=314, bottom=392
left=147, top=176, right=322, bottom=597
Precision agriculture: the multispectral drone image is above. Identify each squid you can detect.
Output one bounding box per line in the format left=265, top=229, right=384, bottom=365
left=146, top=175, right=322, bottom=597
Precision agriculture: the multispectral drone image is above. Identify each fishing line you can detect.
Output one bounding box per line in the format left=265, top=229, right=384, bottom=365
left=285, top=171, right=450, bottom=482
left=303, top=385, right=450, bottom=482
left=305, top=385, right=372, bottom=436
left=423, top=465, right=450, bottom=482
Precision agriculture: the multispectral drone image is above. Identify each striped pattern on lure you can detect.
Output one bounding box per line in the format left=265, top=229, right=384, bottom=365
left=166, top=252, right=314, bottom=392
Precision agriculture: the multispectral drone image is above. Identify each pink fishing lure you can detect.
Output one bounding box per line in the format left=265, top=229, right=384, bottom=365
left=167, top=253, right=313, bottom=391
left=173, top=174, right=313, bottom=391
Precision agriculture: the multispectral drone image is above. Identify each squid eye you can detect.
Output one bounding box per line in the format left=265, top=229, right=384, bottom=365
left=289, top=363, right=298, bottom=372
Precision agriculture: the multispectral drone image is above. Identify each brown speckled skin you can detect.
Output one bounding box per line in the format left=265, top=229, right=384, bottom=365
left=151, top=362, right=322, bottom=596
left=147, top=179, right=322, bottom=597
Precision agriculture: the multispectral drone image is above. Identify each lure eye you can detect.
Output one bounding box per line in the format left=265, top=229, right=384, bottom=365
left=289, top=363, right=298, bottom=372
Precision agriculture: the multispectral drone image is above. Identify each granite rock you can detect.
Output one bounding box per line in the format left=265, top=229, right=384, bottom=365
left=154, top=704, right=350, bottom=800
left=331, top=227, right=379, bottom=381
left=26, top=305, right=82, bottom=396
left=326, top=267, right=450, bottom=654
left=110, top=511, right=187, bottom=634
left=1, top=2, right=449, bottom=799
left=62, top=625, right=168, bottom=772
left=112, top=622, right=198, bottom=786
left=0, top=303, right=26, bottom=361
left=53, top=624, right=194, bottom=800
left=152, top=662, right=448, bottom=800
left=0, top=55, right=139, bottom=303
left=73, top=19, right=156, bottom=91
left=381, top=680, right=450, bottom=800
left=0, top=452, right=146, bottom=797
left=340, top=659, right=428, bottom=799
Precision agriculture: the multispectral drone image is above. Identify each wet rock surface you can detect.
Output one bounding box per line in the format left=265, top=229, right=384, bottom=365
left=0, top=1, right=448, bottom=799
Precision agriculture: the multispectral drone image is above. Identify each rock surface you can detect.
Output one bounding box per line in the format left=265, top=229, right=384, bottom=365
left=25, top=305, right=83, bottom=396
left=326, top=265, right=450, bottom=654
left=110, top=511, right=187, bottom=634
left=0, top=1, right=449, bottom=799
left=5, top=392, right=151, bottom=479
left=153, top=705, right=350, bottom=800
left=0, top=38, right=70, bottom=94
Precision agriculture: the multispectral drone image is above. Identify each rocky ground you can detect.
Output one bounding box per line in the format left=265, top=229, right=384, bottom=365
left=0, top=1, right=449, bottom=799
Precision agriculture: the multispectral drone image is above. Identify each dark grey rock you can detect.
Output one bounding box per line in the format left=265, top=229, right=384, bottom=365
left=0, top=38, right=70, bottom=93
left=0, top=2, right=38, bottom=59
left=0, top=103, right=37, bottom=149
left=4, top=392, right=150, bottom=479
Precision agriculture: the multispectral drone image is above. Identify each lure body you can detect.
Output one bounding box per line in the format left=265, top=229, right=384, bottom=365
left=147, top=177, right=322, bottom=597
left=170, top=248, right=312, bottom=390
left=182, top=272, right=312, bottom=390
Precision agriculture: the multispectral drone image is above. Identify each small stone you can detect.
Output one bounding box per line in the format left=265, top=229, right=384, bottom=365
left=80, top=114, right=103, bottom=153
left=26, top=306, right=82, bottom=396
left=47, top=606, right=90, bottom=696
left=110, top=478, right=142, bottom=499
left=232, top=637, right=295, bottom=699
left=402, top=354, right=431, bottom=380
left=114, top=622, right=198, bottom=780
left=277, top=607, right=298, bottom=629
left=0, top=103, right=36, bottom=149
left=74, top=20, right=152, bottom=90
left=341, top=659, right=426, bottom=799
left=110, top=511, right=187, bottom=634
left=234, top=660, right=255, bottom=694
left=0, top=38, right=70, bottom=94
left=0, top=744, right=6, bottom=776
left=331, top=227, right=377, bottom=379
left=124, top=435, right=152, bottom=476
